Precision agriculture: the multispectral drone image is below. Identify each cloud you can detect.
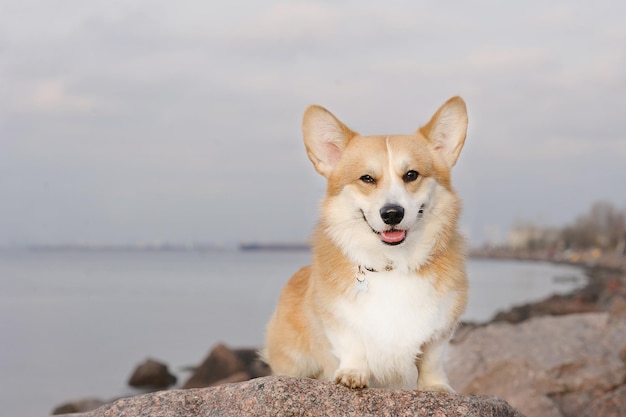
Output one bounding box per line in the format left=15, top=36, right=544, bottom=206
left=464, top=47, right=550, bottom=73
left=531, top=4, right=584, bottom=30
left=20, top=79, right=97, bottom=114
left=1, top=0, right=626, bottom=246
left=243, top=2, right=342, bottom=41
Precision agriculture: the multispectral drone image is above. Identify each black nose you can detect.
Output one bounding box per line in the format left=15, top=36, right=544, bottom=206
left=380, top=204, right=405, bottom=225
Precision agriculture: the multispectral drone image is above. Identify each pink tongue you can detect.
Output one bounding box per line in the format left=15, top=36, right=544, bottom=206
left=381, top=230, right=406, bottom=243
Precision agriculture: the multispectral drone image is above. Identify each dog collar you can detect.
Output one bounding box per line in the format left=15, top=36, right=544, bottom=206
left=354, top=263, right=393, bottom=293
left=359, top=264, right=393, bottom=274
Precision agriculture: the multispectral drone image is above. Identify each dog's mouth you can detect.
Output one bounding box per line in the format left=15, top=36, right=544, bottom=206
left=380, top=229, right=407, bottom=245
left=360, top=210, right=407, bottom=246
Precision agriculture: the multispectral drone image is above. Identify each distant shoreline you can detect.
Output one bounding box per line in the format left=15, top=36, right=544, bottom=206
left=2, top=242, right=312, bottom=253
left=238, top=242, right=311, bottom=251
left=470, top=247, right=626, bottom=273
left=16, top=244, right=227, bottom=253
left=5, top=244, right=625, bottom=273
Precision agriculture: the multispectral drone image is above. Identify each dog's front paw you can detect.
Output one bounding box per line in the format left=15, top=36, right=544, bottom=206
left=334, top=368, right=369, bottom=389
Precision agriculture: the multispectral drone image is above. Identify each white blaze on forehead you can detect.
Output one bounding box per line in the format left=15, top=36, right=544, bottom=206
left=385, top=137, right=406, bottom=200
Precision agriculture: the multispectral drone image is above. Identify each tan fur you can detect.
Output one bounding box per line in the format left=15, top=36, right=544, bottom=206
left=264, top=97, right=469, bottom=390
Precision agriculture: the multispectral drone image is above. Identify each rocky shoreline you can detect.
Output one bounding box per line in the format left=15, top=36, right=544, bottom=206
left=52, top=257, right=626, bottom=417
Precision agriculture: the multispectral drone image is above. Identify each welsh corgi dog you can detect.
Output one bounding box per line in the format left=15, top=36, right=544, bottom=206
left=264, top=97, right=469, bottom=391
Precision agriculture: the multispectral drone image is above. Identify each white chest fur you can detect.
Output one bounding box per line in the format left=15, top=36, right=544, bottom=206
left=330, top=269, right=457, bottom=388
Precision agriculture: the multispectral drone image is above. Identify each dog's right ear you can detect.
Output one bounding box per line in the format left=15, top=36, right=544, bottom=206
left=302, top=105, right=356, bottom=178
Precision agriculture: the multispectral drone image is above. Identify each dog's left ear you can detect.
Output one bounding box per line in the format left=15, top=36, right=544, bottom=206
left=420, top=96, right=468, bottom=167
left=302, top=105, right=357, bottom=178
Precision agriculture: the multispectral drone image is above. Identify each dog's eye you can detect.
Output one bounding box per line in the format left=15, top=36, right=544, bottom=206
left=402, top=170, right=419, bottom=182
left=359, top=175, right=376, bottom=184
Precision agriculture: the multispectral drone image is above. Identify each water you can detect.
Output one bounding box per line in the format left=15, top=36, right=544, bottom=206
left=0, top=249, right=585, bottom=417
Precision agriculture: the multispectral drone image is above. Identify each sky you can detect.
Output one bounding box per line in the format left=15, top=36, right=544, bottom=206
left=1, top=0, right=625, bottom=247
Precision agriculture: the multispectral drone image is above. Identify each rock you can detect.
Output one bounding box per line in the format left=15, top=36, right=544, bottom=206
left=128, top=358, right=176, bottom=389
left=182, top=343, right=247, bottom=388
left=447, top=312, right=626, bottom=417
left=491, top=267, right=626, bottom=324
left=52, top=398, right=106, bottom=415
left=574, top=268, right=626, bottom=314
left=231, top=348, right=258, bottom=366
left=583, top=385, right=626, bottom=417
left=64, top=376, right=526, bottom=417
left=209, top=370, right=252, bottom=386
left=609, top=294, right=626, bottom=314
left=491, top=293, right=601, bottom=323
left=232, top=348, right=271, bottom=378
